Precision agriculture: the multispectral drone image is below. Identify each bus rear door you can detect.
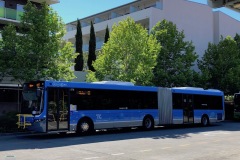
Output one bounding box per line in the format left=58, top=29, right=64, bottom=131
left=183, top=94, right=194, bottom=124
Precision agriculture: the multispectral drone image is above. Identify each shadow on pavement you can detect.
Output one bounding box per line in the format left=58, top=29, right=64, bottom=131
left=0, top=121, right=239, bottom=151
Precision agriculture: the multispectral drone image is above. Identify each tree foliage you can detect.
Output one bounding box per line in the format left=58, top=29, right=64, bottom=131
left=0, top=2, right=76, bottom=83
left=151, top=20, right=198, bottom=87
left=74, top=19, right=84, bottom=71
left=0, top=25, right=18, bottom=81
left=86, top=17, right=160, bottom=85
left=88, top=21, right=96, bottom=71
left=198, top=36, right=240, bottom=94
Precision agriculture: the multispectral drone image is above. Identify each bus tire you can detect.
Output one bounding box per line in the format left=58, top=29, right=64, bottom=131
left=77, top=118, right=94, bottom=135
left=201, top=115, right=209, bottom=127
left=142, top=116, right=154, bottom=130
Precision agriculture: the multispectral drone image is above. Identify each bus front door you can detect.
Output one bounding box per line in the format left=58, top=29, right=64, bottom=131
left=47, top=88, right=69, bottom=131
left=183, top=94, right=194, bottom=124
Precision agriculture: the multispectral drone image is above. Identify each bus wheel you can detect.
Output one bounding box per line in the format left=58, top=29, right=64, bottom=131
left=77, top=118, right=94, bottom=135
left=201, top=115, right=209, bottom=127
left=142, top=116, right=154, bottom=130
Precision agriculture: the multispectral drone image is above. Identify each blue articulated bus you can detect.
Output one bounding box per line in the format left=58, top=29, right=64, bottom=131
left=17, top=80, right=224, bottom=134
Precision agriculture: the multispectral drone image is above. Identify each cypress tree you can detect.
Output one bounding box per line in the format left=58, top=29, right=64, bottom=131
left=88, top=21, right=96, bottom=71
left=104, top=25, right=110, bottom=43
left=74, top=19, right=84, bottom=71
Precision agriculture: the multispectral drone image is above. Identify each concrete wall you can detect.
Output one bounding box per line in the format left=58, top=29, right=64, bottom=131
left=218, top=11, right=240, bottom=41
left=162, top=0, right=214, bottom=59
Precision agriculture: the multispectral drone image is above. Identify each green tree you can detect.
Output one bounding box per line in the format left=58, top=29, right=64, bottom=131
left=151, top=20, right=198, bottom=87
left=0, top=2, right=76, bottom=83
left=198, top=36, right=240, bottom=94
left=0, top=25, right=18, bottom=81
left=74, top=19, right=84, bottom=71
left=88, top=21, right=96, bottom=71
left=86, top=17, right=160, bottom=85
left=104, top=25, right=110, bottom=43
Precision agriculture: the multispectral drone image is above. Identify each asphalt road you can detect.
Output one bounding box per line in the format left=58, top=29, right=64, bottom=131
left=0, top=121, right=240, bottom=160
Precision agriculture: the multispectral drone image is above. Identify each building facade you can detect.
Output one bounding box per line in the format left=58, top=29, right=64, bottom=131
left=64, top=0, right=240, bottom=62
left=0, top=0, right=59, bottom=30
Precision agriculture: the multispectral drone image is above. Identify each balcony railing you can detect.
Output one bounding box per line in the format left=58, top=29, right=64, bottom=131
left=0, top=7, right=23, bottom=21
left=74, top=3, right=161, bottom=30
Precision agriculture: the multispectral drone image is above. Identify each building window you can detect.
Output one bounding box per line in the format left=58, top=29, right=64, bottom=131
left=0, top=1, right=5, bottom=18
left=17, top=4, right=24, bottom=12
left=17, top=4, right=24, bottom=21
left=156, top=0, right=163, bottom=10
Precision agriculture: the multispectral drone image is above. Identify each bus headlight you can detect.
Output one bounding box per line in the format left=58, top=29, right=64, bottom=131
left=32, top=110, right=37, bottom=116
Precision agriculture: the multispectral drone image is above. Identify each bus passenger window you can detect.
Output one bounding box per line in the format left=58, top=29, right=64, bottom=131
left=173, top=93, right=182, bottom=109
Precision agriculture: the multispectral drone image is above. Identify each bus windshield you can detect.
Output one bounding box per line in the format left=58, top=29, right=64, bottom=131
left=21, top=89, right=43, bottom=115
left=22, top=91, right=38, bottom=101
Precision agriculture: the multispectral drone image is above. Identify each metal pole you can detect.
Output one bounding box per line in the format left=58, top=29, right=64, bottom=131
left=18, top=84, right=20, bottom=113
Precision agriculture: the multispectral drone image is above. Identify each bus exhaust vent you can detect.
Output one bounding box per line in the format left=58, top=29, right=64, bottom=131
left=92, top=81, right=134, bottom=86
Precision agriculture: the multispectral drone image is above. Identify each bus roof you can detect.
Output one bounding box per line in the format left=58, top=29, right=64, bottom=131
left=34, top=80, right=224, bottom=95
left=171, top=87, right=223, bottom=96
left=44, top=80, right=158, bottom=92
left=91, top=81, right=134, bottom=86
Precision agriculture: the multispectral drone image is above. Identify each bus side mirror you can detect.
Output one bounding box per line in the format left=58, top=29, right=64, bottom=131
left=36, top=89, right=41, bottom=97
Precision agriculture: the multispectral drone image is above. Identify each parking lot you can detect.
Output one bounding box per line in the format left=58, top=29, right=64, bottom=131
left=0, top=121, right=240, bottom=160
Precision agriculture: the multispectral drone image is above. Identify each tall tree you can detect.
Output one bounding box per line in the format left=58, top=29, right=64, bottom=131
left=88, top=21, right=96, bottom=71
left=0, top=2, right=76, bottom=83
left=74, top=19, right=84, bottom=71
left=104, top=25, right=110, bottom=43
left=151, top=19, right=198, bottom=87
left=198, top=36, right=240, bottom=94
left=0, top=25, right=18, bottom=82
left=86, top=17, right=160, bottom=85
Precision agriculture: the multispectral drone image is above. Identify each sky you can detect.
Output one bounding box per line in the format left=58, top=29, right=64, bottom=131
left=52, top=0, right=240, bottom=24
left=51, top=0, right=136, bottom=23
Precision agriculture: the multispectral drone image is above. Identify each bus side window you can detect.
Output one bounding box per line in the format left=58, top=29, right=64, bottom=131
left=194, top=95, right=202, bottom=109
left=194, top=95, right=210, bottom=110
left=208, top=95, right=222, bottom=110
left=173, top=93, right=182, bottom=109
